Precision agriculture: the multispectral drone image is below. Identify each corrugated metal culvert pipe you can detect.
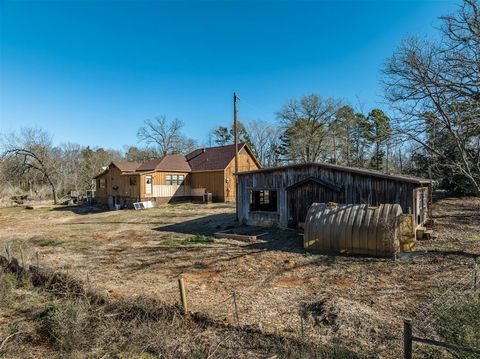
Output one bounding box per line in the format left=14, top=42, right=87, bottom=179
left=304, top=203, right=414, bottom=258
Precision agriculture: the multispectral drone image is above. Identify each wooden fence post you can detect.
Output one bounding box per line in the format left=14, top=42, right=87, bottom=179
left=404, top=319, right=413, bottom=359
left=178, top=276, right=188, bottom=315
left=232, top=291, right=239, bottom=326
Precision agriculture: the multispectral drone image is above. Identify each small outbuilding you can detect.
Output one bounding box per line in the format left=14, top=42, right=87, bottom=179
left=237, top=163, right=432, bottom=229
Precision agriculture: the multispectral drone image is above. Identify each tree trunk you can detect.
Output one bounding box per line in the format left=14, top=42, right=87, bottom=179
left=385, top=141, right=389, bottom=172
left=332, top=132, right=337, bottom=164
left=45, top=175, right=58, bottom=204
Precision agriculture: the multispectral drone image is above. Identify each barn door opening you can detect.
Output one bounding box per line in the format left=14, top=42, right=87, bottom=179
left=287, top=180, right=343, bottom=226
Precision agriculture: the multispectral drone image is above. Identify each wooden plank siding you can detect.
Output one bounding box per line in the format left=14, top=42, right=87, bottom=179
left=237, top=164, right=431, bottom=228
left=190, top=170, right=225, bottom=201
left=224, top=147, right=262, bottom=202
left=139, top=171, right=191, bottom=199
left=95, top=165, right=141, bottom=205
left=94, top=144, right=261, bottom=205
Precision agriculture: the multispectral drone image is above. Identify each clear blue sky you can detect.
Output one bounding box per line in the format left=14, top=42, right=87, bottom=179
left=0, top=0, right=458, bottom=151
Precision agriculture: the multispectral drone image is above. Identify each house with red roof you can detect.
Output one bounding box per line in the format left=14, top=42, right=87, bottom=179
left=94, top=143, right=261, bottom=207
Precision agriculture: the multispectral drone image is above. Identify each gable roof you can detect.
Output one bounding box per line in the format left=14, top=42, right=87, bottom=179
left=237, top=162, right=431, bottom=185
left=136, top=154, right=191, bottom=172
left=286, top=176, right=343, bottom=192
left=186, top=143, right=260, bottom=171
left=112, top=161, right=141, bottom=172
left=93, top=161, right=140, bottom=179
left=93, top=143, right=261, bottom=178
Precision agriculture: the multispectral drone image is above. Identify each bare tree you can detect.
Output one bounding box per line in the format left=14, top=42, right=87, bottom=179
left=137, top=116, right=196, bottom=156
left=277, top=94, right=340, bottom=163
left=60, top=142, right=83, bottom=194
left=383, top=0, right=480, bottom=195
left=246, top=120, right=282, bottom=167
left=1, top=128, right=61, bottom=204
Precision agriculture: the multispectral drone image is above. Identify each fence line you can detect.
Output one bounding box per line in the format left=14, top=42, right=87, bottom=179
left=406, top=260, right=479, bottom=357
left=4, top=245, right=479, bottom=358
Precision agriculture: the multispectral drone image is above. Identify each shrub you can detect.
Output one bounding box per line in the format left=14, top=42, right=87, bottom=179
left=38, top=300, right=93, bottom=352
left=0, top=271, right=17, bottom=301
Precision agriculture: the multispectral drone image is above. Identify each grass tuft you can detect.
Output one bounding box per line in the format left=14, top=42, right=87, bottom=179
left=162, top=234, right=214, bottom=246
left=37, top=239, right=63, bottom=247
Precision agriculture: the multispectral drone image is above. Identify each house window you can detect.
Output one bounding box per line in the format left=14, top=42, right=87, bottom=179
left=129, top=177, right=137, bottom=186
left=166, top=174, right=185, bottom=185
left=250, top=190, right=278, bottom=212
left=99, top=178, right=105, bottom=189
left=145, top=176, right=153, bottom=194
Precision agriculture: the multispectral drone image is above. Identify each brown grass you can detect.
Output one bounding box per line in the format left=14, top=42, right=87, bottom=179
left=1, top=198, right=479, bottom=358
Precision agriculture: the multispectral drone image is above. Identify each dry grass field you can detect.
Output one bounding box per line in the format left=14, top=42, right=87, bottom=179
left=1, top=197, right=479, bottom=358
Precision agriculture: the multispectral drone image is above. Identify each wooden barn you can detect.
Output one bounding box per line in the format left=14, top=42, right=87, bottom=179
left=237, top=163, right=432, bottom=229
left=94, top=143, right=260, bottom=207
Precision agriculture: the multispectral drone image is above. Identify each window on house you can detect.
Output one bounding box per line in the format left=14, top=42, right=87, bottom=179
left=166, top=174, right=185, bottom=185
left=250, top=190, right=278, bottom=212
left=129, top=177, right=137, bottom=186
left=99, top=178, right=105, bottom=189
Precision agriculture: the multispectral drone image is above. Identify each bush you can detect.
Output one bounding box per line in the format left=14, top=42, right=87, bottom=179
left=38, top=300, right=94, bottom=352
left=0, top=271, right=17, bottom=301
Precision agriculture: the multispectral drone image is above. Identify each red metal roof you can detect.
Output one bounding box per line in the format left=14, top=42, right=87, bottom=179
left=111, top=161, right=141, bottom=172
left=186, top=143, right=247, bottom=171
left=136, top=154, right=191, bottom=172
left=94, top=143, right=259, bottom=178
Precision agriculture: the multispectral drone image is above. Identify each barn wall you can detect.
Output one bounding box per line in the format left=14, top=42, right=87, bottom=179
left=238, top=164, right=429, bottom=228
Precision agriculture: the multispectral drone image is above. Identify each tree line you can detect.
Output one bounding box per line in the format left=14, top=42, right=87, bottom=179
left=1, top=0, right=478, bottom=201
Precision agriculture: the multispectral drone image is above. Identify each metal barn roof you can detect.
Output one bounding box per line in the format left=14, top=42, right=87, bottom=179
left=236, top=162, right=431, bottom=185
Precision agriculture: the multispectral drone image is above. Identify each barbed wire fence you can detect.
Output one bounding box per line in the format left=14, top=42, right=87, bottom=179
left=3, top=242, right=479, bottom=358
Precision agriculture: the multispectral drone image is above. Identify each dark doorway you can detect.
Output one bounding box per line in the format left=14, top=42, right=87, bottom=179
left=287, top=180, right=344, bottom=225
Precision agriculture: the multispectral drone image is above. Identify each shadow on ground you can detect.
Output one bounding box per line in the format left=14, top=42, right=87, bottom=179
left=154, top=213, right=306, bottom=253
left=52, top=204, right=109, bottom=215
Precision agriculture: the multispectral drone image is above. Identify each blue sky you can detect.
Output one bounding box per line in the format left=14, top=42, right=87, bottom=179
left=0, top=0, right=458, bottom=151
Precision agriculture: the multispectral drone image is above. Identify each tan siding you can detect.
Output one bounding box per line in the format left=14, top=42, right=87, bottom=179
left=95, top=173, right=108, bottom=198
left=96, top=165, right=140, bottom=202
left=95, top=145, right=260, bottom=204
left=190, top=171, right=225, bottom=201
left=140, top=171, right=190, bottom=198
left=224, top=147, right=262, bottom=201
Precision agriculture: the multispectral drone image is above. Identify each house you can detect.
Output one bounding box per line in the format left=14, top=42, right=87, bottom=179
left=237, top=163, right=432, bottom=229
left=94, top=143, right=261, bottom=207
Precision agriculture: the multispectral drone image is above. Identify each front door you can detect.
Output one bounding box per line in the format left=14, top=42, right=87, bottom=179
left=145, top=176, right=153, bottom=196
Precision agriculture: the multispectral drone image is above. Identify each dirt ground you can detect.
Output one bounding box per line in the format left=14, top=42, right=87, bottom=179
left=1, top=197, right=479, bottom=358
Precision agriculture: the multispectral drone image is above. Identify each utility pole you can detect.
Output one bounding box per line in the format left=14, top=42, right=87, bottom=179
left=234, top=92, right=239, bottom=221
